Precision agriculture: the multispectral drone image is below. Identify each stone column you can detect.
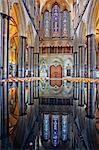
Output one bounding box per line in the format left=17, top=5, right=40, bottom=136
left=18, top=36, right=26, bottom=115
left=0, top=13, right=10, bottom=79
left=0, top=13, right=9, bottom=142
left=73, top=52, right=79, bottom=100
left=18, top=36, right=26, bottom=78
left=40, top=13, right=43, bottom=39
left=33, top=53, right=39, bottom=98
left=78, top=46, right=84, bottom=106
left=86, top=34, right=96, bottom=118
left=28, top=46, right=34, bottom=105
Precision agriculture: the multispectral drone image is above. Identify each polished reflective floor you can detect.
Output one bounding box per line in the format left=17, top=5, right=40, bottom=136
left=0, top=81, right=99, bottom=150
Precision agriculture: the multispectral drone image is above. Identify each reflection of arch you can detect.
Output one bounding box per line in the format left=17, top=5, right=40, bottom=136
left=9, top=87, right=19, bottom=136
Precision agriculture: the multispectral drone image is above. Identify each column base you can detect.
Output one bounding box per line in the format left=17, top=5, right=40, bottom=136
left=78, top=104, right=84, bottom=107
left=73, top=97, right=79, bottom=100
left=28, top=102, right=34, bottom=105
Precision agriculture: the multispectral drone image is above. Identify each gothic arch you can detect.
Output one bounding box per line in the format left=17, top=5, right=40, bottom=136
left=87, top=0, right=99, bottom=34
left=78, top=21, right=87, bottom=44
left=1, top=0, right=9, bottom=15
left=26, top=23, right=35, bottom=46
left=11, top=2, right=26, bottom=36
left=41, top=0, right=70, bottom=14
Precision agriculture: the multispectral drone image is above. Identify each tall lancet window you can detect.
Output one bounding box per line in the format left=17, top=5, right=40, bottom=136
left=44, top=10, right=50, bottom=37
left=52, top=4, right=60, bottom=37
left=62, top=10, right=70, bottom=38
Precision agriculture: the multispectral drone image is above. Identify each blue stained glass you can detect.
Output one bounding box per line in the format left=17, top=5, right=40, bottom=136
left=52, top=115, right=59, bottom=146
left=62, top=10, right=70, bottom=37
left=44, top=11, right=50, bottom=37
left=52, top=4, right=60, bottom=37
left=61, top=114, right=68, bottom=141
left=43, top=114, right=50, bottom=140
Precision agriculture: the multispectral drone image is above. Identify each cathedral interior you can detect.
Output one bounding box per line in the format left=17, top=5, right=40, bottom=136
left=0, top=0, right=99, bottom=149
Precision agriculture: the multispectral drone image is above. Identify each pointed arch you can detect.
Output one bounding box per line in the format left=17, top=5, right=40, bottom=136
left=87, top=0, right=99, bottom=34
left=11, top=2, right=26, bottom=36
left=26, top=23, right=35, bottom=46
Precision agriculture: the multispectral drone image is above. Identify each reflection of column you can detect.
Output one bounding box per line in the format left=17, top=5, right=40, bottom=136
left=78, top=46, right=84, bottom=106
left=28, top=47, right=34, bottom=105
left=86, top=83, right=95, bottom=118
left=0, top=13, right=9, bottom=141
left=18, top=36, right=26, bottom=115
left=18, top=82, right=26, bottom=115
left=86, top=34, right=95, bottom=118
left=1, top=83, right=9, bottom=141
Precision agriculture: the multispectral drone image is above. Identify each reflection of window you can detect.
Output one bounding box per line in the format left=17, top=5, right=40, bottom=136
left=67, top=69, right=71, bottom=76
left=52, top=4, right=60, bottom=37
left=44, top=11, right=50, bottom=37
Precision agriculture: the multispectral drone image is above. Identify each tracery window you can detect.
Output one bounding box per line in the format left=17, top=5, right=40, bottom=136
left=62, top=10, right=70, bottom=38
left=44, top=10, right=50, bottom=37
left=42, top=3, right=71, bottom=39
left=52, top=4, right=60, bottom=37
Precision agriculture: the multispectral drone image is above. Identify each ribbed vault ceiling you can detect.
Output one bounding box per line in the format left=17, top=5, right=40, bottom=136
left=40, top=0, right=73, bottom=12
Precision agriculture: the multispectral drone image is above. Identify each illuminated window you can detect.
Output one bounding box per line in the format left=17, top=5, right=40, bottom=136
left=62, top=10, right=70, bottom=38
left=52, top=4, right=60, bottom=37
left=44, top=10, right=50, bottom=37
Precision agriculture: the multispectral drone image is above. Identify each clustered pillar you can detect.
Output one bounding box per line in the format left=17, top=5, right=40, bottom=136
left=78, top=46, right=84, bottom=106
left=73, top=52, right=79, bottom=100
left=18, top=36, right=26, bottom=115
left=28, top=46, right=34, bottom=105
left=0, top=13, right=10, bottom=141
left=74, top=34, right=96, bottom=119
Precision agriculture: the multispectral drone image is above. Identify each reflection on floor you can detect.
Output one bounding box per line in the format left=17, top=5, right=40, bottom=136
left=0, top=81, right=99, bottom=150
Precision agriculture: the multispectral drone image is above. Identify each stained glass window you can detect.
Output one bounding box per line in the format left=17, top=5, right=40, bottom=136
left=44, top=10, right=50, bottom=37
left=52, top=4, right=60, bottom=37
left=62, top=10, right=70, bottom=38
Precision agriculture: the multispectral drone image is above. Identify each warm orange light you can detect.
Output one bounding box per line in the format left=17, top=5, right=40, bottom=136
left=0, top=77, right=99, bottom=83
